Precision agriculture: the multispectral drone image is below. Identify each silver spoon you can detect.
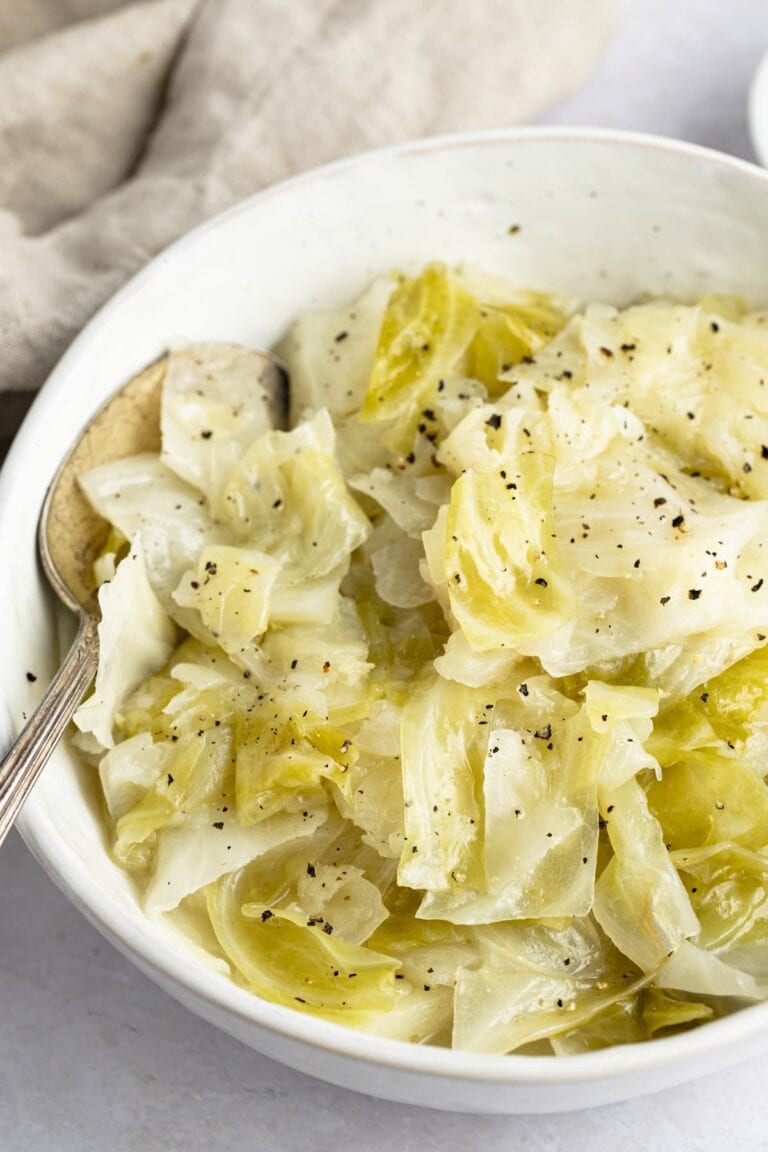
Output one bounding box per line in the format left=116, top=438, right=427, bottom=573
left=0, top=350, right=287, bottom=846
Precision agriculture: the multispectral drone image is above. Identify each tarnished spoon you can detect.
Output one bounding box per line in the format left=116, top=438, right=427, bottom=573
left=0, top=350, right=288, bottom=846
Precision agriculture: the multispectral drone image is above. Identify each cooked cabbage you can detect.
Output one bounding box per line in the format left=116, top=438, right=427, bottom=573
left=592, top=778, right=700, bottom=970
left=74, top=540, right=176, bottom=748
left=160, top=343, right=287, bottom=516
left=76, top=268, right=768, bottom=1053
left=439, top=453, right=575, bottom=651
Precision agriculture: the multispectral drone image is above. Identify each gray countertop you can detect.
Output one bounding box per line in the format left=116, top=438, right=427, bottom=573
left=4, top=1, right=768, bottom=1148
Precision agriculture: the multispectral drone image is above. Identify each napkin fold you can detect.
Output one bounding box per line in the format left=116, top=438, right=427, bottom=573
left=0, top=0, right=616, bottom=412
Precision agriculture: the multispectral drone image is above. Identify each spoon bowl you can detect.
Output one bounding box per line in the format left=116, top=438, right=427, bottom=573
left=41, top=357, right=166, bottom=614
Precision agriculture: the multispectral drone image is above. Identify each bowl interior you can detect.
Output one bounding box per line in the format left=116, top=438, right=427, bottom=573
left=5, top=130, right=768, bottom=1106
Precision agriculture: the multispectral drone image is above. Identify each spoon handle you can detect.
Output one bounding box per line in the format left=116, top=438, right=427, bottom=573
left=0, top=613, right=99, bottom=846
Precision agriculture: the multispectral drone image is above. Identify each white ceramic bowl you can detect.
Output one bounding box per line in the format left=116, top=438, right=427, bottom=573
left=5, top=128, right=768, bottom=1115
left=749, top=49, right=768, bottom=167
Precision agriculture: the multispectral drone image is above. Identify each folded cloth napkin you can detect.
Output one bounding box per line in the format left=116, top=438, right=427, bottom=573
left=0, top=0, right=616, bottom=422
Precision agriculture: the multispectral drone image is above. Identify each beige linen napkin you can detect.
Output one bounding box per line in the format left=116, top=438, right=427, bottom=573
left=0, top=0, right=616, bottom=438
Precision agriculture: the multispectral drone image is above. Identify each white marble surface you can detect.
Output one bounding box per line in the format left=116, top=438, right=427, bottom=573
left=4, top=1, right=768, bottom=1148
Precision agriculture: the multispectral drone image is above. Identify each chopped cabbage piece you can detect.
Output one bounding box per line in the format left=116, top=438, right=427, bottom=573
left=364, top=984, right=454, bottom=1044
left=655, top=941, right=764, bottom=1000
left=466, top=292, right=570, bottom=393
left=668, top=844, right=768, bottom=995
left=360, top=264, right=478, bottom=445
left=698, top=644, right=768, bottom=758
left=349, top=466, right=440, bottom=538
left=585, top=681, right=662, bottom=790
left=550, top=985, right=713, bottom=1053
left=234, top=711, right=345, bottom=826
left=98, top=732, right=169, bottom=821
left=74, top=540, right=176, bottom=749
left=418, top=707, right=599, bottom=924
left=240, top=596, right=373, bottom=721
left=295, top=863, right=389, bottom=945
left=146, top=798, right=329, bottom=914
left=113, top=725, right=234, bottom=870
left=641, top=987, right=713, bottom=1036
left=222, top=409, right=371, bottom=579
left=279, top=278, right=393, bottom=424
left=533, top=447, right=768, bottom=677
left=208, top=868, right=399, bottom=1015
left=173, top=545, right=281, bottom=652
left=79, top=455, right=221, bottom=611
left=646, top=749, right=768, bottom=851
left=550, top=996, right=644, bottom=1054
left=440, top=453, right=574, bottom=651
left=397, top=673, right=488, bottom=893
left=574, top=301, right=768, bottom=500
left=453, top=918, right=647, bottom=1054
left=433, top=630, right=527, bottom=689
left=370, top=534, right=433, bottom=609
left=593, top=779, right=700, bottom=971
left=160, top=343, right=286, bottom=511
left=480, top=713, right=598, bottom=918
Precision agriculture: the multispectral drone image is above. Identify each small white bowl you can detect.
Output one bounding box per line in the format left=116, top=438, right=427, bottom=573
left=749, top=49, right=768, bottom=166
left=5, top=129, right=768, bottom=1115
